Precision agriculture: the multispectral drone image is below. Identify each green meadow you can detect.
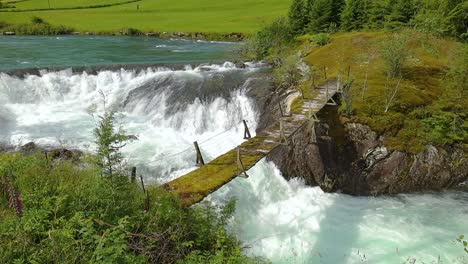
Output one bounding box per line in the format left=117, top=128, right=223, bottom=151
left=0, top=0, right=291, bottom=33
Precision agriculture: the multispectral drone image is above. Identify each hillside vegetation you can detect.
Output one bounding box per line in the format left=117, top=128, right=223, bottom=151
left=302, top=32, right=466, bottom=152
left=0, top=0, right=291, bottom=33
left=245, top=0, right=467, bottom=153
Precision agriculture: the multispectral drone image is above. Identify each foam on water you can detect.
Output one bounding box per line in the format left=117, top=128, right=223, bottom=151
left=206, top=160, right=468, bottom=264
left=0, top=62, right=261, bottom=183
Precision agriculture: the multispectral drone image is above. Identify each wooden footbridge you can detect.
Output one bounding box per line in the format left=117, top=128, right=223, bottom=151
left=164, top=81, right=341, bottom=206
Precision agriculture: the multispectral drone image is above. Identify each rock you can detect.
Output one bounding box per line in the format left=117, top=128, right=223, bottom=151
left=235, top=61, right=246, bottom=68
left=4, top=32, right=15, bottom=35
left=364, top=146, right=389, bottom=169
left=47, top=148, right=82, bottom=161
left=20, top=142, right=37, bottom=154
left=265, top=103, right=468, bottom=196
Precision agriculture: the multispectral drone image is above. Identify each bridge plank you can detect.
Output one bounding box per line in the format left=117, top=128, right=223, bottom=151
left=164, top=84, right=338, bottom=207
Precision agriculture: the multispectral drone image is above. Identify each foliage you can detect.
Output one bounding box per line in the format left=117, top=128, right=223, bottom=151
left=94, top=110, right=132, bottom=177
left=339, top=79, right=354, bottom=115
left=121, top=27, right=142, bottom=36
left=289, top=0, right=309, bottom=35
left=0, top=153, right=263, bottom=263
left=457, top=235, right=468, bottom=254
left=308, top=0, right=334, bottom=33
left=272, top=54, right=305, bottom=90
left=31, top=16, right=45, bottom=24
left=303, top=31, right=466, bottom=152
left=340, top=0, right=367, bottom=31
left=3, top=17, right=73, bottom=35
left=313, top=32, right=330, bottom=46
left=381, top=32, right=409, bottom=78
left=248, top=17, right=294, bottom=60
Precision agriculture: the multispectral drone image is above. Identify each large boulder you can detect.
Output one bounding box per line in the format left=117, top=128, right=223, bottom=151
left=266, top=106, right=468, bottom=195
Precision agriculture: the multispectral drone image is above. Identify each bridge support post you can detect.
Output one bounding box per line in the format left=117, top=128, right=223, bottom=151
left=139, top=175, right=150, bottom=211
left=325, top=84, right=337, bottom=106
left=307, top=109, right=319, bottom=144
left=278, top=102, right=285, bottom=117
left=236, top=147, right=249, bottom=178
left=280, top=119, right=288, bottom=145
left=243, top=120, right=251, bottom=139
left=193, top=141, right=205, bottom=166
left=131, top=167, right=136, bottom=183
left=309, top=122, right=317, bottom=144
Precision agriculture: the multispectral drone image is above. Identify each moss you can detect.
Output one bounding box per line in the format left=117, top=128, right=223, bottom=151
left=301, top=31, right=463, bottom=153
left=165, top=133, right=280, bottom=206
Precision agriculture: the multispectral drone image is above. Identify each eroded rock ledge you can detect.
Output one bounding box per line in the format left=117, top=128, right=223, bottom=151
left=266, top=105, right=468, bottom=195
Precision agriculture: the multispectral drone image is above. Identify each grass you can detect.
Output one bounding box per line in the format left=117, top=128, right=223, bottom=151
left=2, top=0, right=134, bottom=10
left=0, top=0, right=291, bottom=34
left=302, top=31, right=465, bottom=152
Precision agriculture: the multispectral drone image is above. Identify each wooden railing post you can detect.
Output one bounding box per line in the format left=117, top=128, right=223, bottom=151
left=278, top=102, right=285, bottom=117
left=236, top=147, right=249, bottom=178
left=131, top=167, right=136, bottom=183
left=193, top=141, right=205, bottom=166
left=280, top=119, right=288, bottom=145
left=300, top=87, right=305, bottom=99
left=243, top=120, right=251, bottom=139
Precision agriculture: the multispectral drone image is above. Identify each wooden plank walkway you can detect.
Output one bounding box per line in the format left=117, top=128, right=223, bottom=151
left=164, top=82, right=339, bottom=206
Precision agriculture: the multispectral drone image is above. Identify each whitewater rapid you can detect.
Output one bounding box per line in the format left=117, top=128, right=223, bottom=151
left=1, top=61, right=467, bottom=264
left=0, top=62, right=262, bottom=183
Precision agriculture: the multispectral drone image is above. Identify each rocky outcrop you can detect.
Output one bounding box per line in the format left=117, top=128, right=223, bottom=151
left=6, top=142, right=83, bottom=162
left=266, top=105, right=468, bottom=195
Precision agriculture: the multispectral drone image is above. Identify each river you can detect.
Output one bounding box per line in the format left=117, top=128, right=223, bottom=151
left=0, top=36, right=466, bottom=264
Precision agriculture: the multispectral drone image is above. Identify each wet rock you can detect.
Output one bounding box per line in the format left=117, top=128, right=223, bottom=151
left=235, top=61, right=246, bottom=68
left=3, top=32, right=16, bottom=35
left=265, top=103, right=468, bottom=196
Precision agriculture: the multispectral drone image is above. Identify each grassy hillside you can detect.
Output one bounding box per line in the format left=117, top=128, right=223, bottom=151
left=0, top=0, right=291, bottom=33
left=300, top=32, right=467, bottom=152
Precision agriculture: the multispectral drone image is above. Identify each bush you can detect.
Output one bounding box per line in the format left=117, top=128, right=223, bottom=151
left=247, top=17, right=294, bottom=60
left=313, top=33, right=330, bottom=46
left=0, top=153, right=264, bottom=263
left=5, top=22, right=73, bottom=35
left=121, top=27, right=142, bottom=36
left=31, top=16, right=45, bottom=24
left=272, top=54, right=304, bottom=90
left=381, top=32, right=409, bottom=78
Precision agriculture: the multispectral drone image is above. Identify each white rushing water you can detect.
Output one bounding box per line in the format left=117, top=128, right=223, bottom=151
left=1, top=62, right=467, bottom=264
left=0, top=62, right=261, bottom=183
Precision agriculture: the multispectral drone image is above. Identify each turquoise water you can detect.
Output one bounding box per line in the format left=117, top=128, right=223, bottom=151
left=0, top=36, right=237, bottom=70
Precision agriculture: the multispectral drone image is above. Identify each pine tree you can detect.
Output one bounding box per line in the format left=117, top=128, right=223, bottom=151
left=341, top=0, right=367, bottom=31
left=365, top=0, right=388, bottom=29
left=308, top=0, right=333, bottom=32
left=385, top=0, right=416, bottom=28
left=289, top=0, right=308, bottom=35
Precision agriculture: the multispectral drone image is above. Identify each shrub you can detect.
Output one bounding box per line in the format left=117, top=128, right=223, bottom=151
left=272, top=54, right=304, bottom=90
left=247, top=17, right=294, bottom=60
left=381, top=32, right=409, bottom=78
left=121, top=27, right=142, bottom=36
left=30, top=16, right=45, bottom=24
left=313, top=33, right=330, bottom=46
left=0, top=153, right=264, bottom=263
left=94, top=110, right=133, bottom=177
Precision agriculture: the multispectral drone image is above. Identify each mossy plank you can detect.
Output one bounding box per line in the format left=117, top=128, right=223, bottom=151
left=165, top=86, right=338, bottom=207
